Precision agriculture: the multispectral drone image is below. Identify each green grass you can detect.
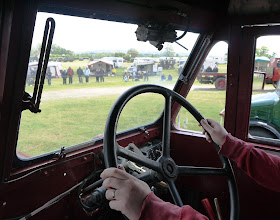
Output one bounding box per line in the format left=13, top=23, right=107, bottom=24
left=20, top=62, right=275, bottom=158
left=18, top=93, right=165, bottom=156
left=176, top=90, right=226, bottom=131
left=18, top=88, right=225, bottom=157
left=218, top=63, right=227, bottom=73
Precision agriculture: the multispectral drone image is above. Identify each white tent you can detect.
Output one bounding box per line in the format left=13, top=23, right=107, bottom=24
left=28, top=61, right=62, bottom=78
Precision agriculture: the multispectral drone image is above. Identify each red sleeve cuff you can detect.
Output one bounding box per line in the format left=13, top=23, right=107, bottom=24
left=139, top=192, right=208, bottom=220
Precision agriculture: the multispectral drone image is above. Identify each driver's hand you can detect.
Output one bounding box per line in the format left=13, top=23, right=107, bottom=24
left=199, top=119, right=228, bottom=147
left=101, top=167, right=151, bottom=220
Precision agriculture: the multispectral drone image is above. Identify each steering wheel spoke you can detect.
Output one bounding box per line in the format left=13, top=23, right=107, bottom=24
left=118, top=147, right=161, bottom=173
left=162, top=96, right=171, bottom=157
left=178, top=165, right=227, bottom=176
left=167, top=179, right=183, bottom=207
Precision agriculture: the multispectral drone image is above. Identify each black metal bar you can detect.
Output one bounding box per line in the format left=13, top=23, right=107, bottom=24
left=117, top=147, right=161, bottom=173
left=32, top=20, right=49, bottom=104
left=167, top=180, right=183, bottom=207
left=162, top=96, right=171, bottom=157
left=178, top=165, right=227, bottom=176
left=34, top=18, right=55, bottom=110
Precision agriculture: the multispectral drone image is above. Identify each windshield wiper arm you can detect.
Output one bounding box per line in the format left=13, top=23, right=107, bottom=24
left=22, top=17, right=55, bottom=113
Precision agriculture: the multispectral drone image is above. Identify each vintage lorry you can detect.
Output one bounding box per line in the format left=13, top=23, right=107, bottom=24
left=197, top=72, right=227, bottom=90
left=263, top=58, right=280, bottom=87
left=196, top=57, right=280, bottom=90
left=1, top=0, right=280, bottom=220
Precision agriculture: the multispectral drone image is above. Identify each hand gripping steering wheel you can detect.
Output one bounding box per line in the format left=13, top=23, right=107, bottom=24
left=104, top=84, right=239, bottom=220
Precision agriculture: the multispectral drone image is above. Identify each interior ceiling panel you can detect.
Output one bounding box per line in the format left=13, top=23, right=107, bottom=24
left=228, top=0, right=280, bottom=15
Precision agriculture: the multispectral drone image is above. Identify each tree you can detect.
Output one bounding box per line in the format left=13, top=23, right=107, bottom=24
left=164, top=44, right=175, bottom=57
left=256, top=46, right=272, bottom=58
left=127, top=48, right=139, bottom=61
left=51, top=44, right=74, bottom=56
left=114, top=52, right=125, bottom=57
left=30, top=44, right=41, bottom=56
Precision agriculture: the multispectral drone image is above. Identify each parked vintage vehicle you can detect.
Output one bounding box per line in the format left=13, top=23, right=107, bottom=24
left=1, top=0, right=280, bottom=220
left=250, top=82, right=280, bottom=139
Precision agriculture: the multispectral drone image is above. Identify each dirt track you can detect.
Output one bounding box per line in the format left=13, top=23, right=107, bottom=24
left=41, top=84, right=219, bottom=101
left=41, top=86, right=131, bottom=101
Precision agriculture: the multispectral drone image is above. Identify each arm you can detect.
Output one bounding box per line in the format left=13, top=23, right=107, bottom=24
left=101, top=168, right=208, bottom=220
left=220, top=133, right=280, bottom=192
left=139, top=192, right=208, bottom=220
left=200, top=119, right=280, bottom=192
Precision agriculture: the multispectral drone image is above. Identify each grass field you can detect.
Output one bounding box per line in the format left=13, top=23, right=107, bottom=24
left=18, top=62, right=276, bottom=157
left=18, top=89, right=225, bottom=157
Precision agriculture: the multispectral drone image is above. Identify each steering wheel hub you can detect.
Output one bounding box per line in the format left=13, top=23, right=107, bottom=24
left=162, top=158, right=177, bottom=178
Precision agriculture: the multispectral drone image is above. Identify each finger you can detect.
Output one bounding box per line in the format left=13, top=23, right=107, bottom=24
left=117, top=164, right=125, bottom=171
left=206, top=118, right=217, bottom=127
left=200, top=119, right=214, bottom=134
left=102, top=177, right=125, bottom=190
left=108, top=200, right=122, bottom=212
left=205, top=133, right=212, bottom=143
left=101, top=167, right=130, bottom=180
left=105, top=189, right=117, bottom=200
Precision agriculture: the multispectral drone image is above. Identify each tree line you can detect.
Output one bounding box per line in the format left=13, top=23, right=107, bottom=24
left=30, top=44, right=180, bottom=62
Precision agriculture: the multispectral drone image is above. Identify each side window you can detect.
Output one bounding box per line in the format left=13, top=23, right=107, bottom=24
left=249, top=36, right=280, bottom=140
left=176, top=41, right=228, bottom=132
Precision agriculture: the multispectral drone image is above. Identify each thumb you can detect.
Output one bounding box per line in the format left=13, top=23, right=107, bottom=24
left=200, top=119, right=213, bottom=135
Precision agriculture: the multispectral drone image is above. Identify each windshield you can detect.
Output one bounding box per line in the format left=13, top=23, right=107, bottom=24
left=17, top=12, right=199, bottom=158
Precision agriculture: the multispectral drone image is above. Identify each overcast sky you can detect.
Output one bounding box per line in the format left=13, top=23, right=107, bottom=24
left=32, top=12, right=279, bottom=57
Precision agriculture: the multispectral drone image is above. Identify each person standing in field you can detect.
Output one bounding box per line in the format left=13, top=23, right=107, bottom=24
left=112, top=68, right=117, bottom=76
left=77, top=66, right=83, bottom=83
left=95, top=67, right=100, bottom=82
left=61, top=69, right=67, bottom=85
left=67, top=66, right=74, bottom=84
left=100, top=67, right=105, bottom=82
left=84, top=66, right=90, bottom=83
left=46, top=68, right=52, bottom=85
left=144, top=71, right=149, bottom=81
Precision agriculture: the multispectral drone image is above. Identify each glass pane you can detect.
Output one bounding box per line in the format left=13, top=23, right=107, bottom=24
left=17, top=12, right=199, bottom=158
left=176, top=42, right=228, bottom=131
left=117, top=93, right=165, bottom=132
left=250, top=36, right=280, bottom=139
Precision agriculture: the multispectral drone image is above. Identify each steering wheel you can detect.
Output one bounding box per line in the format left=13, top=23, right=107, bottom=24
left=104, top=84, right=239, bottom=220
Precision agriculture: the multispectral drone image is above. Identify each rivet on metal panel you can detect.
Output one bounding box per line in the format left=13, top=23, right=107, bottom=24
left=82, top=157, right=87, bottom=161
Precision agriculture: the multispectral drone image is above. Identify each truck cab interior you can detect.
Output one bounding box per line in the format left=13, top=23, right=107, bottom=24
left=1, top=0, right=280, bottom=219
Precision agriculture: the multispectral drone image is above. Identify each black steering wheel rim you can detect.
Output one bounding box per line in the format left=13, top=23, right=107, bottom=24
left=104, top=84, right=239, bottom=220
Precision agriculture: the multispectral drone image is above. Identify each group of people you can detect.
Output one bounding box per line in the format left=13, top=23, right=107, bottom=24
left=33, top=66, right=175, bottom=86
left=161, top=73, right=173, bottom=81
left=205, top=65, right=218, bottom=73
left=123, top=71, right=172, bottom=82
left=123, top=70, right=148, bottom=82
left=60, top=66, right=92, bottom=84
left=61, top=67, right=74, bottom=85
left=95, top=67, right=105, bottom=82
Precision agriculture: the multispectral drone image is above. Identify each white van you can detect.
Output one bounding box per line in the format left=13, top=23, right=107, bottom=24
left=101, top=57, right=124, bottom=68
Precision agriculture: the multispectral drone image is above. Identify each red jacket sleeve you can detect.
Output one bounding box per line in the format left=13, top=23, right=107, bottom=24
left=219, top=134, right=280, bottom=192
left=138, top=192, right=208, bottom=220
